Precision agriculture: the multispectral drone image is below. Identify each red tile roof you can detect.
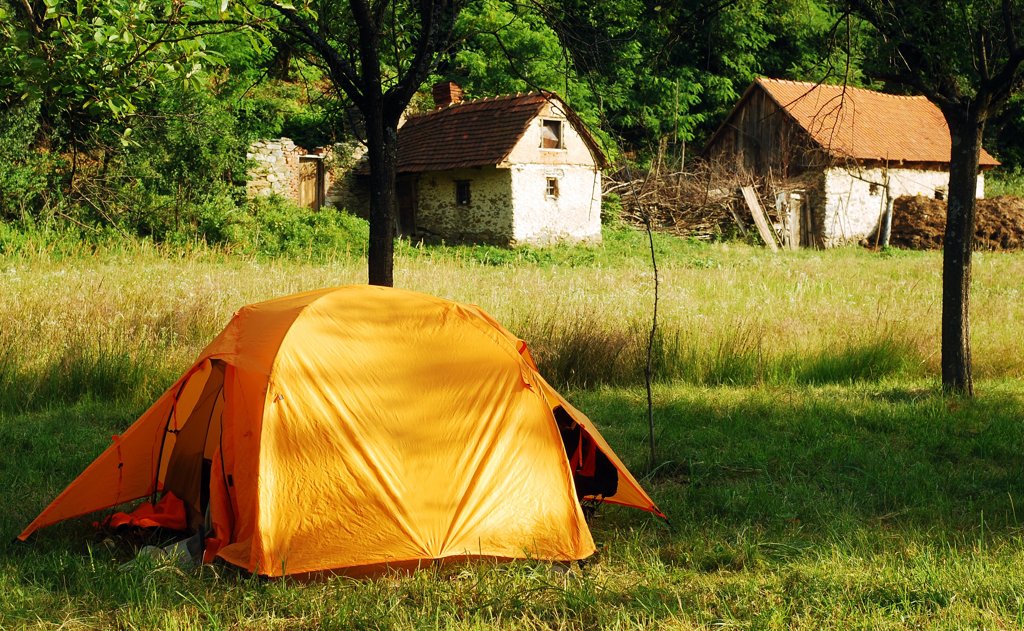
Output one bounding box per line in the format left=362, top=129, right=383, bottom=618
left=394, top=91, right=605, bottom=172
left=749, top=78, right=998, bottom=167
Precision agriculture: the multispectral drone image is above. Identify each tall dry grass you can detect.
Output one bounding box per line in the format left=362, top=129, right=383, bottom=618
left=1, top=238, right=1021, bottom=412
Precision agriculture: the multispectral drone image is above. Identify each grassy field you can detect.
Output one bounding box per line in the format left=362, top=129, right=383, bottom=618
left=2, top=226, right=1024, bottom=628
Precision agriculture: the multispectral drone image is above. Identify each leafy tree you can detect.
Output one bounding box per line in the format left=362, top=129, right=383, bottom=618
left=117, top=86, right=248, bottom=235
left=0, top=101, right=54, bottom=218
left=759, top=0, right=869, bottom=86
left=536, top=0, right=703, bottom=148
left=256, top=0, right=465, bottom=286
left=449, top=0, right=575, bottom=97
left=537, top=0, right=860, bottom=151
left=0, top=0, right=226, bottom=147
left=987, top=93, right=1024, bottom=170
left=438, top=0, right=618, bottom=152
left=839, top=0, right=1024, bottom=395
left=0, top=0, right=246, bottom=224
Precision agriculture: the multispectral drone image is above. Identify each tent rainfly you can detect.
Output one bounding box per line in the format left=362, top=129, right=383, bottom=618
left=19, top=285, right=662, bottom=577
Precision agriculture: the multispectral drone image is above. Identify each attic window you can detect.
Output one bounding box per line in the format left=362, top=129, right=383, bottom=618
left=935, top=186, right=947, bottom=201
left=546, top=177, right=559, bottom=198
left=541, top=119, right=563, bottom=149
left=869, top=183, right=880, bottom=196
left=456, top=180, right=471, bottom=205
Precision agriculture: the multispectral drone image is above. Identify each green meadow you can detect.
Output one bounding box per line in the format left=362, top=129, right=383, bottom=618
left=2, top=225, right=1023, bottom=629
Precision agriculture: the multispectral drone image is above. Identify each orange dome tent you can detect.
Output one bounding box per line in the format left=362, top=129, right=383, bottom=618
left=19, top=286, right=662, bottom=576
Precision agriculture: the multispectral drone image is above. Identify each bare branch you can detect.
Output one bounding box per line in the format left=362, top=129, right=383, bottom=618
left=385, top=1, right=461, bottom=120
left=263, top=1, right=364, bottom=105
left=1004, top=0, right=1019, bottom=53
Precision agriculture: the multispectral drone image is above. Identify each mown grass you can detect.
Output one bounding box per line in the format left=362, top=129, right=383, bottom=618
left=4, top=382, right=1024, bottom=628
left=2, top=225, right=1024, bottom=627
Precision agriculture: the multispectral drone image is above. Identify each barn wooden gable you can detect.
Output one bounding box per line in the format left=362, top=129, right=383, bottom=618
left=705, top=78, right=999, bottom=178
left=704, top=81, right=828, bottom=179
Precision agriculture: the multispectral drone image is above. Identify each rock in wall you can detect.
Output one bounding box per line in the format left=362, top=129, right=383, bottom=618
left=247, top=138, right=305, bottom=201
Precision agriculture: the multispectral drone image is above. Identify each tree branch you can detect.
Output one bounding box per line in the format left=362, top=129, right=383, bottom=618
left=385, top=0, right=460, bottom=120
left=263, top=1, right=364, bottom=106
left=984, top=45, right=1024, bottom=109
left=1004, top=0, right=1019, bottom=53
left=15, top=0, right=42, bottom=34
left=116, top=10, right=177, bottom=79
left=350, top=0, right=384, bottom=107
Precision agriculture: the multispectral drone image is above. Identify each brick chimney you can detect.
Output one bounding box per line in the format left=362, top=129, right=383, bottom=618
left=432, top=81, right=464, bottom=108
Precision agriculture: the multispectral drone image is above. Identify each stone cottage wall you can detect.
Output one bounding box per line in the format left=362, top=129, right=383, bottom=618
left=247, top=138, right=305, bottom=200
left=325, top=139, right=370, bottom=215
left=247, top=138, right=337, bottom=208
left=416, top=167, right=514, bottom=243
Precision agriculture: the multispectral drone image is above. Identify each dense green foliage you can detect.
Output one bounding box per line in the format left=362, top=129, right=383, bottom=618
left=535, top=0, right=874, bottom=151
left=0, top=101, right=54, bottom=218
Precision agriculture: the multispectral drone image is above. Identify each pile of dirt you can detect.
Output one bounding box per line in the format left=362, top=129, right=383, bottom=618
left=890, top=195, right=1024, bottom=250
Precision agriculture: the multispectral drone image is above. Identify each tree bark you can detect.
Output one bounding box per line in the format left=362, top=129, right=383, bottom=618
left=940, top=107, right=985, bottom=396
left=267, top=1, right=461, bottom=287
left=364, top=107, right=397, bottom=287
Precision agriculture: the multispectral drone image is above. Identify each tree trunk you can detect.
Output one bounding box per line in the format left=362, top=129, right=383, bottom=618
left=940, top=108, right=985, bottom=396
left=364, top=107, right=397, bottom=287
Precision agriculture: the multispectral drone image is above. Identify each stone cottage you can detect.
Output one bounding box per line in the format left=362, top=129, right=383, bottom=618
left=705, top=78, right=1000, bottom=247
left=382, top=82, right=607, bottom=245
left=247, top=138, right=334, bottom=210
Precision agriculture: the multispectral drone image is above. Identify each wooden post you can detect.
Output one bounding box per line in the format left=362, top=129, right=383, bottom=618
left=880, top=188, right=894, bottom=247
left=740, top=186, right=779, bottom=252
left=793, top=194, right=803, bottom=250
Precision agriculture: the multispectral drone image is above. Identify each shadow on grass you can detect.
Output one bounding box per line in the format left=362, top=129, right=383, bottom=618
left=787, top=337, right=922, bottom=385
left=0, top=346, right=177, bottom=415
left=3, top=380, right=1024, bottom=627
left=531, top=321, right=927, bottom=390
left=580, top=381, right=1024, bottom=539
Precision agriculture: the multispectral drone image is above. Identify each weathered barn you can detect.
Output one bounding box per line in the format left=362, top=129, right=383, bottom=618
left=705, top=78, right=1000, bottom=247
left=385, top=83, right=607, bottom=245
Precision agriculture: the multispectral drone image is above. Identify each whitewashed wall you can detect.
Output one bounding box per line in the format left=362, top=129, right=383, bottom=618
left=820, top=165, right=986, bottom=246
left=416, top=168, right=514, bottom=243
left=505, top=101, right=600, bottom=168
left=503, top=99, right=603, bottom=244
left=510, top=164, right=601, bottom=244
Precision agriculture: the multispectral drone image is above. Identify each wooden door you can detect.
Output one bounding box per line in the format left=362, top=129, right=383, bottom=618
left=776, top=191, right=813, bottom=249
left=299, top=158, right=323, bottom=210
left=786, top=192, right=801, bottom=250
left=397, top=175, right=417, bottom=236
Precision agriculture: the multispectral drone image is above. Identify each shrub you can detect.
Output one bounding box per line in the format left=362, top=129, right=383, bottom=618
left=986, top=167, right=1024, bottom=198
left=226, top=196, right=369, bottom=259
left=0, top=101, right=56, bottom=218
left=601, top=193, right=623, bottom=225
